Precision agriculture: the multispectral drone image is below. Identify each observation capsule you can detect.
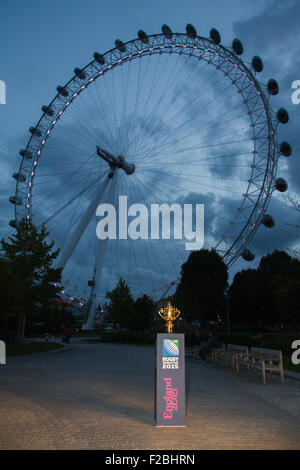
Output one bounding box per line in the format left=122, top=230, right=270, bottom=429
left=13, top=172, right=26, bottom=183
left=19, top=149, right=32, bottom=159
left=242, top=248, right=255, bottom=262
left=42, top=105, right=54, bottom=116
left=74, top=67, right=86, bottom=80
left=275, top=178, right=288, bottom=192
left=267, top=79, right=279, bottom=95
left=9, top=196, right=23, bottom=205
left=29, top=127, right=41, bottom=137
left=232, top=38, right=243, bottom=55
left=162, top=24, right=173, bottom=39
left=186, top=23, right=197, bottom=38
left=262, top=214, right=275, bottom=228
left=277, top=108, right=289, bottom=124
left=138, top=29, right=149, bottom=44
left=210, top=28, right=221, bottom=44
left=115, top=39, right=126, bottom=53
left=57, top=86, right=69, bottom=97
left=93, top=52, right=105, bottom=64
left=280, top=141, right=292, bottom=157
left=252, top=55, right=263, bottom=72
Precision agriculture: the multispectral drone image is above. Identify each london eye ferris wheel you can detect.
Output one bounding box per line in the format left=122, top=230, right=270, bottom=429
left=10, top=24, right=291, bottom=328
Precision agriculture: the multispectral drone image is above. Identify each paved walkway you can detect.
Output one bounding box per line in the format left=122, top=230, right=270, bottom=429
left=0, top=342, right=300, bottom=450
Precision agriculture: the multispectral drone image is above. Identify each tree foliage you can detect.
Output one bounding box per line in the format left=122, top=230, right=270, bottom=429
left=105, top=278, right=154, bottom=330
left=132, top=294, right=155, bottom=331
left=228, top=268, right=272, bottom=326
left=229, top=250, right=300, bottom=327
left=105, top=278, right=134, bottom=328
left=0, top=220, right=62, bottom=340
left=284, top=194, right=300, bottom=259
left=174, top=249, right=228, bottom=325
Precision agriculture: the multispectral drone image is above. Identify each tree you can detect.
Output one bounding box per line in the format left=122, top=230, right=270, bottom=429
left=0, top=219, right=62, bottom=341
left=33, top=299, right=77, bottom=333
left=105, top=278, right=135, bottom=328
left=174, top=249, right=228, bottom=326
left=258, top=249, right=300, bottom=279
left=283, top=194, right=300, bottom=259
left=258, top=250, right=300, bottom=327
left=229, top=250, right=300, bottom=328
left=229, top=268, right=273, bottom=327
left=105, top=279, right=155, bottom=331
left=272, top=277, right=300, bottom=327
left=0, top=257, right=18, bottom=329
left=132, top=294, right=155, bottom=331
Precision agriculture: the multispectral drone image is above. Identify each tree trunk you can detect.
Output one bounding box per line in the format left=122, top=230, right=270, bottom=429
left=16, top=312, right=24, bottom=343
left=22, top=315, right=26, bottom=341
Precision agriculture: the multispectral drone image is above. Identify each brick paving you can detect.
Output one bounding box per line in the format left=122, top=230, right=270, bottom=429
left=0, top=342, right=300, bottom=450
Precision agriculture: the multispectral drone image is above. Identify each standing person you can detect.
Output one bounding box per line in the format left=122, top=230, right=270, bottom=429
left=208, top=328, right=219, bottom=349
left=65, top=327, right=71, bottom=343
left=200, top=329, right=219, bottom=362
left=45, top=332, right=51, bottom=342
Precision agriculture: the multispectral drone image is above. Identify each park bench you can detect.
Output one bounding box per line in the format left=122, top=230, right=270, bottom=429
left=192, top=342, right=206, bottom=360
left=236, top=347, right=284, bottom=384
left=218, top=344, right=249, bottom=370
left=211, top=343, right=225, bottom=363
left=193, top=342, right=226, bottom=363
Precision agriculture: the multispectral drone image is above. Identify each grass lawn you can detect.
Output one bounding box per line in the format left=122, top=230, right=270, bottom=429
left=283, top=353, right=300, bottom=373
left=84, top=334, right=300, bottom=374
left=73, top=330, right=102, bottom=337
left=6, top=341, right=64, bottom=356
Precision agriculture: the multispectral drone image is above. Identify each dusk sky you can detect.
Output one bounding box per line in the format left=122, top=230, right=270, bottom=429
left=0, top=0, right=299, bottom=303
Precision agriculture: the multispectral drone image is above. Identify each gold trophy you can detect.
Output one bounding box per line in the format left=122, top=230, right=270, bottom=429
left=158, top=301, right=181, bottom=334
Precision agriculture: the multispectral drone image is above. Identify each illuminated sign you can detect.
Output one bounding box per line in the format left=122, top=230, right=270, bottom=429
left=155, top=333, right=185, bottom=427
left=0, top=340, right=6, bottom=365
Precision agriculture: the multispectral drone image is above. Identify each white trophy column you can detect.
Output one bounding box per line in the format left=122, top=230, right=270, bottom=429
left=82, top=170, right=118, bottom=330
left=57, top=176, right=110, bottom=269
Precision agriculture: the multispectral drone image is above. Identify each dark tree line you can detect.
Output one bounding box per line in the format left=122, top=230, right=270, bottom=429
left=1, top=220, right=300, bottom=339
left=0, top=220, right=63, bottom=340
left=172, top=248, right=300, bottom=329
left=174, top=249, right=228, bottom=326
left=229, top=250, right=300, bottom=328
left=103, top=249, right=300, bottom=331
left=105, top=277, right=155, bottom=330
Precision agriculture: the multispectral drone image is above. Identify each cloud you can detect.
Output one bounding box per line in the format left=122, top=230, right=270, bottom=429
left=247, top=193, right=299, bottom=254
left=233, top=1, right=300, bottom=58
left=233, top=0, right=300, bottom=194
left=2, top=3, right=299, bottom=301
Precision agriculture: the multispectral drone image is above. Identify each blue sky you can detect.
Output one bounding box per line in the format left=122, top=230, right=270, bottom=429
left=0, top=0, right=299, bottom=301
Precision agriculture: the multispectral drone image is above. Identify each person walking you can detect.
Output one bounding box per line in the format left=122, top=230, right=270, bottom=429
left=65, top=327, right=71, bottom=343
left=200, top=329, right=219, bottom=362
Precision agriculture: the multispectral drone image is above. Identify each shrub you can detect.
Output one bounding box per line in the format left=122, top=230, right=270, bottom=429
left=100, top=330, right=156, bottom=345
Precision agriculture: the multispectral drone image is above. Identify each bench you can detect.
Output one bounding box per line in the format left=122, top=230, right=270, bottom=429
left=219, top=344, right=249, bottom=370
left=192, top=342, right=206, bottom=360
left=236, top=347, right=284, bottom=384
left=193, top=341, right=222, bottom=362
left=211, top=343, right=225, bottom=363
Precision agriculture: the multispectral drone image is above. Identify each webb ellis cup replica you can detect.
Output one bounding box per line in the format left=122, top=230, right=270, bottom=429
left=155, top=302, right=185, bottom=427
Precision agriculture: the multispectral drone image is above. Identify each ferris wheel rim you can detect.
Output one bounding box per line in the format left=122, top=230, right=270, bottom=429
left=13, top=30, right=280, bottom=269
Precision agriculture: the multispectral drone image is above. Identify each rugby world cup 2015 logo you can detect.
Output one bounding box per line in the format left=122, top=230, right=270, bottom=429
left=162, top=339, right=179, bottom=369
left=163, top=339, right=179, bottom=356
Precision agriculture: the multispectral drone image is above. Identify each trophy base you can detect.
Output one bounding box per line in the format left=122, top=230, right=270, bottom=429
left=155, top=333, right=185, bottom=427
left=155, top=425, right=186, bottom=428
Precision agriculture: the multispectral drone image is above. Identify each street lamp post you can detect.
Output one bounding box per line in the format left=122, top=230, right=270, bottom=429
left=225, top=287, right=230, bottom=334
